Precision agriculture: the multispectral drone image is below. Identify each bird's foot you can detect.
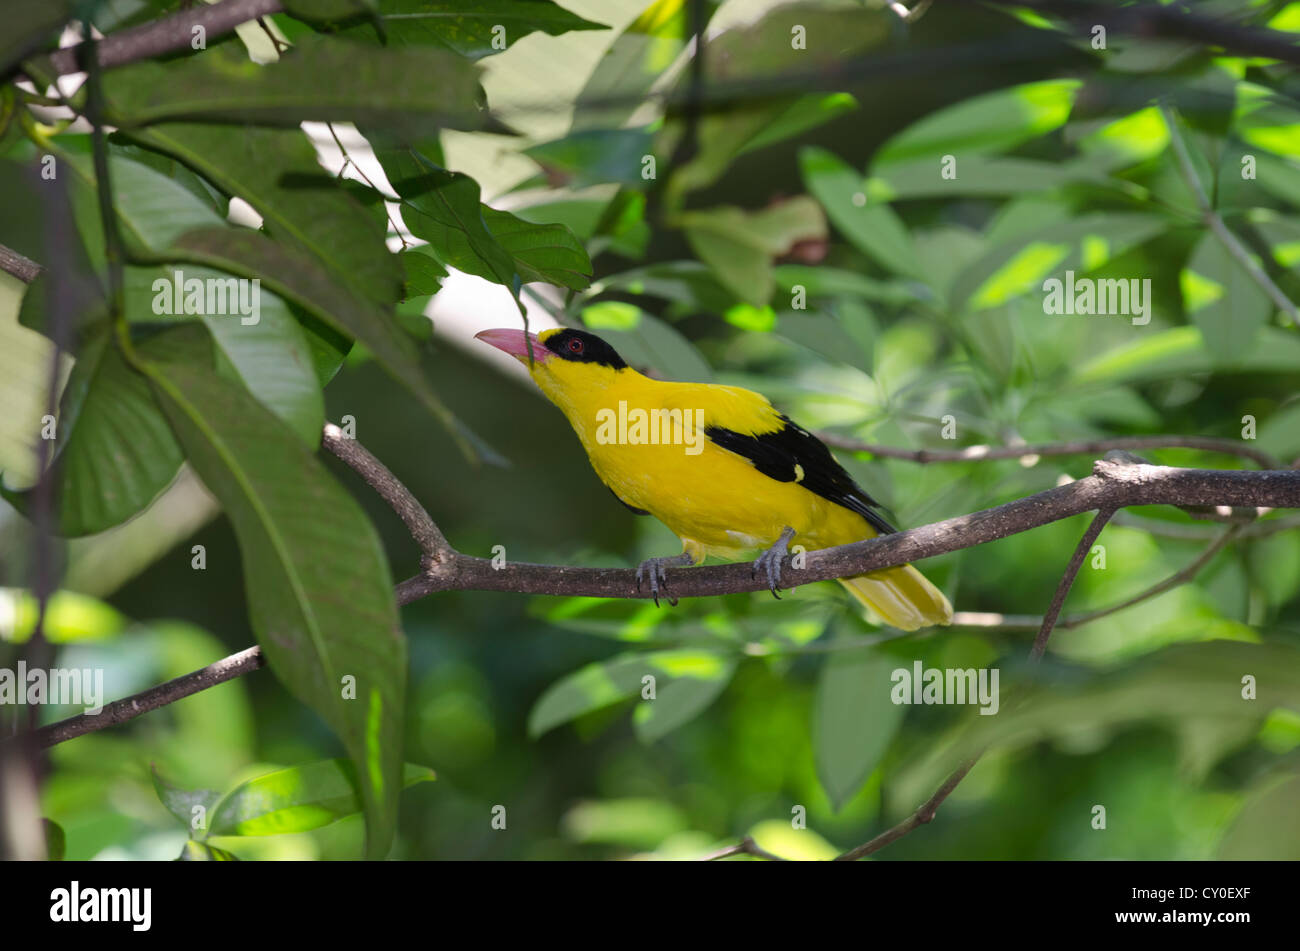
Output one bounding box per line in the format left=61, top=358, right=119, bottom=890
left=635, top=552, right=695, bottom=607
left=752, top=526, right=797, bottom=599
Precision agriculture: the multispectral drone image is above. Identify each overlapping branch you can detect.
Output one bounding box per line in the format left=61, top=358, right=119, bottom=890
left=27, top=426, right=1300, bottom=769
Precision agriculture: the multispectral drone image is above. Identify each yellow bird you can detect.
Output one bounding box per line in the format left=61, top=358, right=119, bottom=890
left=476, top=327, right=952, bottom=630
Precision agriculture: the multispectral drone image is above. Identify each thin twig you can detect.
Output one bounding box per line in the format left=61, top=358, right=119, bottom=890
left=321, top=422, right=454, bottom=570
left=818, top=432, right=1281, bottom=471
left=46, top=0, right=284, bottom=76
left=835, top=755, right=980, bottom=861
left=952, top=516, right=1240, bottom=634
left=702, top=835, right=788, bottom=861
left=1031, top=509, right=1115, bottom=660
left=0, top=243, right=41, bottom=283
left=1161, top=101, right=1300, bottom=329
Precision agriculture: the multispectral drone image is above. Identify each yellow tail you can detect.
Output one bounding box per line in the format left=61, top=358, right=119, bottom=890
left=838, top=564, right=953, bottom=631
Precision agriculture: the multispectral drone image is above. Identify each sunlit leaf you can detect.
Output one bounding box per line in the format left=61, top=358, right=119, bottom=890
left=209, top=759, right=434, bottom=836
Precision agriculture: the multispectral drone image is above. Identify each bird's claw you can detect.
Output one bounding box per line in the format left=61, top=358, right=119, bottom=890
left=752, top=527, right=797, bottom=600
left=636, top=553, right=693, bottom=607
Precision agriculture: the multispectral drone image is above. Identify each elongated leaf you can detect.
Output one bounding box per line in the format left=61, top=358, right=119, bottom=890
left=177, top=841, right=241, bottom=861
left=0, top=0, right=69, bottom=79
left=151, top=765, right=221, bottom=833
left=209, top=759, right=435, bottom=837
left=34, top=150, right=326, bottom=446
left=165, top=226, right=455, bottom=437
left=103, top=36, right=482, bottom=133
left=632, top=661, right=735, bottom=742
left=381, top=148, right=591, bottom=295
left=950, top=213, right=1166, bottom=312
left=677, top=197, right=826, bottom=307
left=141, top=331, right=407, bottom=859
left=529, top=649, right=732, bottom=739
left=123, top=124, right=401, bottom=308
left=336, top=0, right=606, bottom=59
left=1076, top=325, right=1300, bottom=383
left=814, top=648, right=905, bottom=811
left=524, top=128, right=654, bottom=189
left=1, top=328, right=184, bottom=536
left=864, top=156, right=1088, bottom=201
left=873, top=79, right=1082, bottom=167
left=1180, top=230, right=1272, bottom=363
left=800, top=146, right=923, bottom=280
left=572, top=0, right=689, bottom=131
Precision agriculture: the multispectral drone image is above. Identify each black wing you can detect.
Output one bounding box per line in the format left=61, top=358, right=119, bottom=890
left=705, top=415, right=896, bottom=535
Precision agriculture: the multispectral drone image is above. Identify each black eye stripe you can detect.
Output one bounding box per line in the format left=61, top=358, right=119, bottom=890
left=544, top=329, right=627, bottom=370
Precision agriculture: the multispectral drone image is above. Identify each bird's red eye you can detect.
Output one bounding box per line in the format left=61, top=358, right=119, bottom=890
left=568, top=338, right=584, bottom=355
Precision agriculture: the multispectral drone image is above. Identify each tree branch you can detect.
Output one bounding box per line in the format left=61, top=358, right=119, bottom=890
left=30, top=648, right=265, bottom=748
left=46, top=0, right=284, bottom=77
left=817, top=432, right=1282, bottom=471
left=321, top=423, right=454, bottom=572
left=26, top=444, right=1300, bottom=754
left=702, top=835, right=789, bottom=862
left=1031, top=508, right=1114, bottom=660
left=0, top=243, right=41, bottom=283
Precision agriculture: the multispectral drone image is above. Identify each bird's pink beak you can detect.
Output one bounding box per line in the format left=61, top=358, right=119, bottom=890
left=474, top=328, right=548, bottom=364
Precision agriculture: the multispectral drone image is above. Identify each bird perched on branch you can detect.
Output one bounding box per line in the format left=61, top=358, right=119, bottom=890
left=475, top=327, right=952, bottom=630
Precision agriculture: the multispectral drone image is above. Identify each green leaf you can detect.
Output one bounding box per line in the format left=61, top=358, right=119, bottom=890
left=571, top=0, right=689, bottom=131
left=103, top=36, right=482, bottom=134
left=336, top=0, right=607, bottom=60
left=633, top=661, right=735, bottom=742
left=124, top=124, right=401, bottom=308
left=381, top=148, right=592, bottom=295
left=800, top=146, right=922, bottom=280
left=529, top=649, right=733, bottom=739
left=480, top=206, right=593, bottom=291
left=662, top=3, right=888, bottom=200
left=140, top=331, right=407, bottom=859
left=208, top=759, right=435, bottom=837
left=678, top=197, right=827, bottom=307
left=0, top=588, right=126, bottom=643
left=1179, top=231, right=1272, bottom=362
left=524, top=128, right=654, bottom=189
left=165, top=227, right=456, bottom=440
left=42, top=819, right=65, bottom=861
left=151, top=764, right=221, bottom=833
left=951, top=213, right=1166, bottom=312
left=1, top=328, right=185, bottom=536
left=1076, top=325, right=1300, bottom=383
left=814, top=648, right=905, bottom=811
left=400, top=247, right=446, bottom=299
left=1218, top=771, right=1300, bottom=860
left=177, top=841, right=241, bottom=861
left=0, top=0, right=69, bottom=79
left=199, top=277, right=326, bottom=447
left=946, top=642, right=1300, bottom=769
left=864, top=156, right=1088, bottom=201
left=873, top=78, right=1082, bottom=167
